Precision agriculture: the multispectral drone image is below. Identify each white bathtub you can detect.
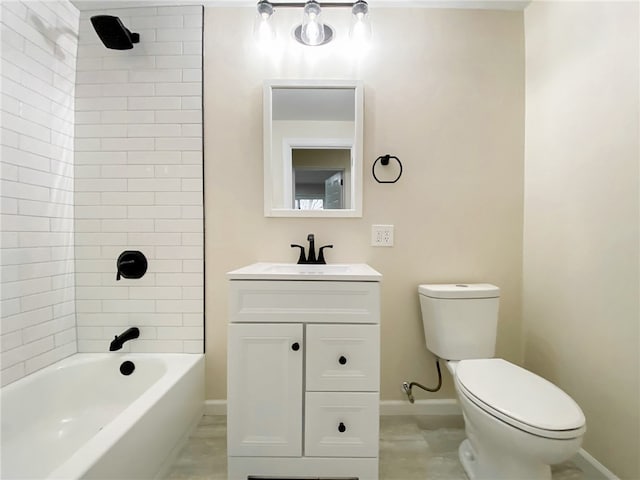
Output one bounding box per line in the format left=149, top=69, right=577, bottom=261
left=1, top=353, right=204, bottom=479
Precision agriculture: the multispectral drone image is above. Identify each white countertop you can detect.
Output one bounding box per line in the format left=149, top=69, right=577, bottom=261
left=227, top=262, right=382, bottom=281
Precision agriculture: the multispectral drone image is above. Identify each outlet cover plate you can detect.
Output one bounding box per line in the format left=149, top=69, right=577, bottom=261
left=371, top=224, right=394, bottom=247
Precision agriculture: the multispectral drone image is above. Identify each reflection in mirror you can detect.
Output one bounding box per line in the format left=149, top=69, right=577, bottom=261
left=264, top=80, right=363, bottom=217
left=292, top=148, right=350, bottom=210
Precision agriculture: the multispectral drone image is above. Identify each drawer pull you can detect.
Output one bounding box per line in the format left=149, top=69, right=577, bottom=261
left=338, top=422, right=346, bottom=433
left=338, top=355, right=348, bottom=365
left=291, top=342, right=300, bottom=351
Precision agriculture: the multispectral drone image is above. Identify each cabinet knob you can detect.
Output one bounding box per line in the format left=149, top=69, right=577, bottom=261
left=338, top=422, right=346, bottom=433
left=338, top=355, right=347, bottom=365
left=291, top=342, right=300, bottom=351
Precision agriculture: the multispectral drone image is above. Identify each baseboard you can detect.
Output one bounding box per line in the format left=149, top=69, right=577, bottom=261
left=575, top=449, right=620, bottom=480
left=205, top=399, right=461, bottom=417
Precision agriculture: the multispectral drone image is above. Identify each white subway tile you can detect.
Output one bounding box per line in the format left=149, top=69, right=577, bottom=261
left=76, top=97, right=127, bottom=111
left=102, top=55, right=156, bottom=71
left=102, top=299, right=155, bottom=313
left=128, top=69, right=182, bottom=83
left=75, top=151, right=127, bottom=165
left=157, top=326, right=202, bottom=340
left=76, top=70, right=128, bottom=84
left=1, top=363, right=26, bottom=387
left=1, top=331, right=23, bottom=352
left=75, top=178, right=127, bottom=192
left=182, top=69, right=201, bottom=82
left=182, top=260, right=204, bottom=273
left=127, top=151, right=181, bottom=164
left=154, top=191, right=202, bottom=205
left=101, top=219, right=154, bottom=232
left=183, top=287, right=203, bottom=300
left=181, top=233, right=203, bottom=246
left=155, top=245, right=201, bottom=259
left=101, top=110, right=155, bottom=125
left=102, top=192, right=155, bottom=206
left=75, top=205, right=127, bottom=219
left=181, top=97, right=202, bottom=110
left=76, top=124, right=128, bottom=138
left=183, top=341, right=202, bottom=354
left=127, top=124, right=181, bottom=138
left=54, top=327, right=77, bottom=347
left=131, top=340, right=182, bottom=353
left=155, top=137, right=201, bottom=151
left=156, top=6, right=202, bottom=15
left=155, top=219, right=202, bottom=233
left=129, top=286, right=182, bottom=299
left=129, top=313, right=182, bottom=326
left=156, top=28, right=202, bottom=42
left=77, top=287, right=128, bottom=300
left=130, top=15, right=183, bottom=29
left=156, top=299, right=202, bottom=313
left=154, top=165, right=201, bottom=178
left=1, top=306, right=52, bottom=334
left=0, top=214, right=49, bottom=232
left=74, top=219, right=101, bottom=232
left=0, top=298, right=21, bottom=319
left=24, top=342, right=75, bottom=375
left=155, top=110, right=201, bottom=124
left=101, top=165, right=154, bottom=178
left=181, top=125, right=202, bottom=138
left=101, top=138, right=155, bottom=151
left=127, top=232, right=181, bottom=246
left=128, top=205, right=181, bottom=218
left=52, top=301, right=76, bottom=319
left=156, top=273, right=203, bottom=286
left=156, top=55, right=201, bottom=69
left=1, top=277, right=52, bottom=301
left=128, top=178, right=180, bottom=191
left=148, top=259, right=182, bottom=272
left=182, top=152, right=202, bottom=164
left=181, top=178, right=203, bottom=191
left=128, top=96, right=181, bottom=111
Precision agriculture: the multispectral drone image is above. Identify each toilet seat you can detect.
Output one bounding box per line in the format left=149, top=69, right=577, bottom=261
left=455, top=359, right=586, bottom=440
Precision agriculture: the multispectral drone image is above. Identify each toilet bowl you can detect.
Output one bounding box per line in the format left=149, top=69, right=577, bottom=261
left=447, top=359, right=586, bottom=480
left=419, top=284, right=586, bottom=480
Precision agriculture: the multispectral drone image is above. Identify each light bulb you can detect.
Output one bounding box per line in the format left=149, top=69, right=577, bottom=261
left=253, top=0, right=275, bottom=43
left=349, top=0, right=371, bottom=42
left=300, top=1, right=325, bottom=46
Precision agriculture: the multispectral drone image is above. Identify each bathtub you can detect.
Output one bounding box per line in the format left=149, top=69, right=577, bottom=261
left=1, top=353, right=204, bottom=479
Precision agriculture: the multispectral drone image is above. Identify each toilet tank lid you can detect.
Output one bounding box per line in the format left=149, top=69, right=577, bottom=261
left=418, top=283, right=500, bottom=299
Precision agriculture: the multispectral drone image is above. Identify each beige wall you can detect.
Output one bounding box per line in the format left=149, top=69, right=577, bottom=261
left=523, top=1, right=639, bottom=478
left=204, top=7, right=525, bottom=402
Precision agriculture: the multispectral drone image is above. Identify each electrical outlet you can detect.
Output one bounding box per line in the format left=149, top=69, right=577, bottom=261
left=371, top=224, right=394, bottom=247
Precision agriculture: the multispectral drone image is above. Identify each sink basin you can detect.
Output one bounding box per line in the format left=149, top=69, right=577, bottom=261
left=227, top=262, right=382, bottom=281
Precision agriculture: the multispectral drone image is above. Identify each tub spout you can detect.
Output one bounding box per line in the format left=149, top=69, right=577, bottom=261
left=109, top=327, right=140, bottom=351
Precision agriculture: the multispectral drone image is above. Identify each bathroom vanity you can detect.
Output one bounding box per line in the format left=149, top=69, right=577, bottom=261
left=226, top=263, right=382, bottom=480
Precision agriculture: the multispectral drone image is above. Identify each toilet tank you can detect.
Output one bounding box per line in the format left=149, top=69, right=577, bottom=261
left=418, top=284, right=500, bottom=360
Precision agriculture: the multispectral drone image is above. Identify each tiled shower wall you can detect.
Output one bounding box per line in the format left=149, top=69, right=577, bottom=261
left=74, top=5, right=204, bottom=353
left=0, top=0, right=79, bottom=386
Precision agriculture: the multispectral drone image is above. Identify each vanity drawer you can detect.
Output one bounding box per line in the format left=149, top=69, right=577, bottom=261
left=305, top=392, right=379, bottom=458
left=306, top=324, right=379, bottom=392
left=229, top=281, right=380, bottom=324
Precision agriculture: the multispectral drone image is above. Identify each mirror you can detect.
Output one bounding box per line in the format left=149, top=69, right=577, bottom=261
left=264, top=80, right=363, bottom=217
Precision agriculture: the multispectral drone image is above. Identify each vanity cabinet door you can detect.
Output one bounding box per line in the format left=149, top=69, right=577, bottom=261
left=227, top=323, right=303, bottom=457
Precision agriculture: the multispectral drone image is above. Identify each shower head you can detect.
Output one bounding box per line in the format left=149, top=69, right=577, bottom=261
left=90, top=15, right=139, bottom=50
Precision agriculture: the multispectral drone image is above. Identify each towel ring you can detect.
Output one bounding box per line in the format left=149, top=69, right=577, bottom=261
left=372, top=154, right=403, bottom=184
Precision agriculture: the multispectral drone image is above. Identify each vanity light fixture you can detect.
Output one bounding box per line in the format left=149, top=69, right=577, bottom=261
left=253, top=0, right=371, bottom=46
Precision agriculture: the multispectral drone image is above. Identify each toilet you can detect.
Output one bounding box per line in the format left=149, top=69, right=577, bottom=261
left=418, top=283, right=586, bottom=480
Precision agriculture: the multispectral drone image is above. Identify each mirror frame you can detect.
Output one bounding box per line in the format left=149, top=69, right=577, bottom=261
left=263, top=79, right=364, bottom=217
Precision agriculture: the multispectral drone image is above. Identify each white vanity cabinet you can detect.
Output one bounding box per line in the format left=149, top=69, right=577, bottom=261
left=227, top=263, right=382, bottom=480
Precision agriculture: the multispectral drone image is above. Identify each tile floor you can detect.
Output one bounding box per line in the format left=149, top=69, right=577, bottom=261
left=166, top=415, right=599, bottom=480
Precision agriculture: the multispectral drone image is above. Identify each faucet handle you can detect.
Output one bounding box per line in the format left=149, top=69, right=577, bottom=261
left=290, top=244, right=307, bottom=264
left=317, top=245, right=333, bottom=264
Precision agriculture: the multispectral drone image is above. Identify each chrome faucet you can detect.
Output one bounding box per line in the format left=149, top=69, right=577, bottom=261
left=290, top=233, right=333, bottom=264
left=109, top=327, right=140, bottom=351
